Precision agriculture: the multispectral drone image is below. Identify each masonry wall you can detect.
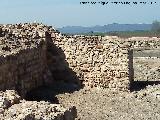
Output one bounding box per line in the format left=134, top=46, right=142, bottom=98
left=49, top=35, right=160, bottom=91
left=1, top=23, right=160, bottom=93
left=128, top=37, right=160, bottom=49
left=128, top=37, right=160, bottom=83
left=0, top=41, right=47, bottom=96
left=0, top=23, right=56, bottom=97
left=128, top=37, right=160, bottom=82
left=49, top=36, right=130, bottom=91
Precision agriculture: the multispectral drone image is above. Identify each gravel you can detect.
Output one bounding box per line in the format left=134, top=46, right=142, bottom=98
left=57, top=85, right=160, bottom=120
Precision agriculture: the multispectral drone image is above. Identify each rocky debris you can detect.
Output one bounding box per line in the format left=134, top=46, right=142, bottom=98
left=130, top=84, right=160, bottom=99
left=0, top=90, right=21, bottom=115
left=133, top=49, right=160, bottom=82
left=0, top=90, right=77, bottom=120
left=3, top=101, right=76, bottom=120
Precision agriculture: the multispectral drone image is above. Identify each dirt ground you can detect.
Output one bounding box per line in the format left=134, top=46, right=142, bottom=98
left=26, top=49, right=160, bottom=120
left=133, top=49, right=160, bottom=81
left=53, top=50, right=160, bottom=120
left=26, top=76, right=160, bottom=120
left=134, top=58, right=160, bottom=81
left=57, top=85, right=160, bottom=120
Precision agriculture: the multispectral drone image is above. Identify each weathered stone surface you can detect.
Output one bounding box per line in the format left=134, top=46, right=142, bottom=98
left=0, top=90, right=21, bottom=115
left=0, top=23, right=56, bottom=97
left=3, top=101, right=76, bottom=120
left=1, top=23, right=160, bottom=92
left=50, top=35, right=130, bottom=91
left=0, top=90, right=77, bottom=120
left=49, top=35, right=160, bottom=91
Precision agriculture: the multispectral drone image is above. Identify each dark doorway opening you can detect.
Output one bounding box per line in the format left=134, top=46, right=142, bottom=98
left=25, top=82, right=80, bottom=103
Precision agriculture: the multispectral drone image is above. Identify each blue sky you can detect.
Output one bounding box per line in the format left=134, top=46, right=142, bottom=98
left=0, top=0, right=159, bottom=28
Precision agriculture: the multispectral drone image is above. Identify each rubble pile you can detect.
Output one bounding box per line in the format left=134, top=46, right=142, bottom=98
left=0, top=90, right=76, bottom=120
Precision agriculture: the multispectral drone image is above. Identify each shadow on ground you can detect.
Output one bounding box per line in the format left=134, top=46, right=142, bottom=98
left=25, top=82, right=81, bottom=103
left=130, top=81, right=160, bottom=92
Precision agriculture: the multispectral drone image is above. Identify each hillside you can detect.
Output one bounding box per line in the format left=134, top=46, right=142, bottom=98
left=58, top=23, right=152, bottom=34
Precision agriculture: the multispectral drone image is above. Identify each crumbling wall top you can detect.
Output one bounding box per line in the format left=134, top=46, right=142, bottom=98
left=0, top=23, right=58, bottom=57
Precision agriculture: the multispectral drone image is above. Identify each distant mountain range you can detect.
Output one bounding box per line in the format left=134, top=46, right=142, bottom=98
left=57, top=23, right=152, bottom=34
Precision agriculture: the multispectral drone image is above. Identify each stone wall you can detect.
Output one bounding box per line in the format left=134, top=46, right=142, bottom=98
left=1, top=23, right=160, bottom=94
left=0, top=23, right=77, bottom=120
left=128, top=37, right=160, bottom=49
left=0, top=46, right=47, bottom=97
left=128, top=37, right=160, bottom=83
left=1, top=23, right=160, bottom=119
left=0, top=23, right=55, bottom=97
left=50, top=36, right=131, bottom=91
left=50, top=35, right=160, bottom=91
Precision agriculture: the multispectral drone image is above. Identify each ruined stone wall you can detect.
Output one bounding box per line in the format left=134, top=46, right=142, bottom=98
left=1, top=23, right=160, bottom=94
left=0, top=23, right=55, bottom=96
left=128, top=37, right=160, bottom=82
left=51, top=35, right=160, bottom=91
left=128, top=37, right=160, bottom=49
left=0, top=23, right=77, bottom=120
left=50, top=36, right=130, bottom=91
left=0, top=45, right=46, bottom=96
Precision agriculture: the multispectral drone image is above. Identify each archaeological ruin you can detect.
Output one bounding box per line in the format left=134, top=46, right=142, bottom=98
left=0, top=23, right=160, bottom=119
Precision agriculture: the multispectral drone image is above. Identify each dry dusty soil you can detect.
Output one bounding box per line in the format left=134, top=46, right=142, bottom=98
left=133, top=49, right=160, bottom=81
left=27, top=49, right=160, bottom=120
left=53, top=49, right=160, bottom=120
left=56, top=85, right=160, bottom=120
left=27, top=77, right=160, bottom=120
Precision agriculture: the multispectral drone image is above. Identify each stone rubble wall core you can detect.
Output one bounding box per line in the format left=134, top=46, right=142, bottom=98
left=51, top=35, right=160, bottom=91
left=51, top=36, right=130, bottom=91
left=0, top=23, right=53, bottom=97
